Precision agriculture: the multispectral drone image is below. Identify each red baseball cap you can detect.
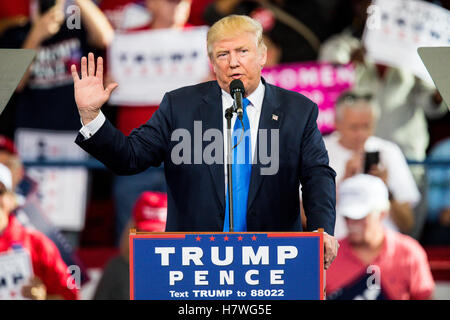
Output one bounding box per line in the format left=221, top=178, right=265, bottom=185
left=132, top=191, right=167, bottom=232
left=0, top=135, right=18, bottom=155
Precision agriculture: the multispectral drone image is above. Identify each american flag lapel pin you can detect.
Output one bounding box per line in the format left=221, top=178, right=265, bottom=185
left=272, top=114, right=278, bottom=121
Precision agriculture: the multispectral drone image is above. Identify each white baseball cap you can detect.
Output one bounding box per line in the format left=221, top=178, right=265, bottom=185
left=337, top=174, right=390, bottom=220
left=0, top=163, right=12, bottom=191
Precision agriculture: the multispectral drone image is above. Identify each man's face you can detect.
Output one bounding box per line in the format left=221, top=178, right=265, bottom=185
left=345, top=211, right=381, bottom=245
left=0, top=152, right=24, bottom=190
left=336, top=105, right=375, bottom=151
left=210, top=32, right=267, bottom=96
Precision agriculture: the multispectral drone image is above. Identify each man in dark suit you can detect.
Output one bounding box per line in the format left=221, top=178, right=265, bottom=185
left=71, top=15, right=339, bottom=268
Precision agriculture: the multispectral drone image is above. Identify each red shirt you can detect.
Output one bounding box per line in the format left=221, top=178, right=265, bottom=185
left=98, top=0, right=156, bottom=135
left=99, top=0, right=183, bottom=135
left=99, top=0, right=196, bottom=135
left=99, top=1, right=156, bottom=135
left=326, top=229, right=435, bottom=300
left=0, top=215, right=79, bottom=300
left=188, top=0, right=214, bottom=26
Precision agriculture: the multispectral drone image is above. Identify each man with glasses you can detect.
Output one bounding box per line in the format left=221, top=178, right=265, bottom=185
left=324, top=90, right=420, bottom=238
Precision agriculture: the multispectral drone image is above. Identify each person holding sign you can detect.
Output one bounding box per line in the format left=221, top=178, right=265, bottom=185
left=0, top=163, right=79, bottom=300
left=99, top=0, right=193, bottom=245
left=71, top=15, right=339, bottom=269
left=324, top=91, right=421, bottom=239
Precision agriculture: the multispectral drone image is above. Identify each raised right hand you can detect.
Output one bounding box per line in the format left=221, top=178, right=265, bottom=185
left=71, top=52, right=118, bottom=125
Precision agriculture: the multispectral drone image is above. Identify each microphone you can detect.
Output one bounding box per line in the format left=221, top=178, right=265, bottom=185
left=229, top=79, right=245, bottom=121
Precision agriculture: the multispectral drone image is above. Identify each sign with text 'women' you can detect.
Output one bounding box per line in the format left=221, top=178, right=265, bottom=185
left=261, top=62, right=355, bottom=134
left=130, top=232, right=324, bottom=300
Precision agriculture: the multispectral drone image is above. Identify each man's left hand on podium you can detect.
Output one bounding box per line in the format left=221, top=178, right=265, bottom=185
left=323, top=232, right=339, bottom=270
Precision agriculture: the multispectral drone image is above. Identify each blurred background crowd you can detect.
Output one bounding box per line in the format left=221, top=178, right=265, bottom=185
left=0, top=0, right=449, bottom=300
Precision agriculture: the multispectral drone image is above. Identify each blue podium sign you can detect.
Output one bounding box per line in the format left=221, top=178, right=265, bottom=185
left=130, top=232, right=324, bottom=300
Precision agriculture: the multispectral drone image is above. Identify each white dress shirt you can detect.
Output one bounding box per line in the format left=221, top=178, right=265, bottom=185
left=221, top=80, right=264, bottom=186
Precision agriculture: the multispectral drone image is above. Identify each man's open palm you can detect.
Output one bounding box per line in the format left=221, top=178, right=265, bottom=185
left=71, top=52, right=118, bottom=124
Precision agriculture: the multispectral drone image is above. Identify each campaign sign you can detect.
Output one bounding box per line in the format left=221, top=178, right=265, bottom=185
left=0, top=249, right=33, bottom=300
left=261, top=62, right=355, bottom=134
left=108, top=26, right=210, bottom=106
left=362, top=0, right=450, bottom=84
left=130, top=232, right=324, bottom=300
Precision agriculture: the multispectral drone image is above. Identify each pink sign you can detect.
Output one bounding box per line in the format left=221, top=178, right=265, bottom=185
left=262, top=62, right=355, bottom=134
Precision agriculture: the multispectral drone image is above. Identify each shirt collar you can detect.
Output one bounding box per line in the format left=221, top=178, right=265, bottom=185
left=221, top=79, right=265, bottom=112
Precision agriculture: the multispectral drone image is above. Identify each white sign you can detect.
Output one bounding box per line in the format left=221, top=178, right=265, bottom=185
left=362, top=0, right=450, bottom=83
left=15, top=129, right=89, bottom=231
left=108, top=26, right=210, bottom=106
left=0, top=249, right=33, bottom=300
left=24, top=167, right=88, bottom=231
left=15, top=129, right=88, bottom=161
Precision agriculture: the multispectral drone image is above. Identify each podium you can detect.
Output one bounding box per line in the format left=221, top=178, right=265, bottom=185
left=129, top=230, right=325, bottom=300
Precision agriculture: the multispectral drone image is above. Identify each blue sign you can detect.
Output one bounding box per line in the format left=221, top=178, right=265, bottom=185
left=130, top=232, right=324, bottom=300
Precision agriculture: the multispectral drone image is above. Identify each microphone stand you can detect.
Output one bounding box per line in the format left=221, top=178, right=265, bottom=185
left=225, top=106, right=234, bottom=232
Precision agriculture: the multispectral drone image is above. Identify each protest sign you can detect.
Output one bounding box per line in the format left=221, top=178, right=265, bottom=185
left=363, top=0, right=450, bottom=83
left=15, top=129, right=88, bottom=231
left=108, top=26, right=210, bottom=106
left=0, top=249, right=33, bottom=300
left=262, top=62, right=355, bottom=134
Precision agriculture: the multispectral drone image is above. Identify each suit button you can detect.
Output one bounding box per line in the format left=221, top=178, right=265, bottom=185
left=249, top=211, right=257, bottom=216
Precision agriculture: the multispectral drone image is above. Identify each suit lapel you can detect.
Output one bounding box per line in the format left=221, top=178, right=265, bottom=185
left=201, top=82, right=225, bottom=212
left=198, top=80, right=283, bottom=215
left=247, top=81, right=283, bottom=212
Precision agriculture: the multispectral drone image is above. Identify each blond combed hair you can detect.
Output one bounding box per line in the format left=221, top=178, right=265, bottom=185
left=207, top=15, right=266, bottom=58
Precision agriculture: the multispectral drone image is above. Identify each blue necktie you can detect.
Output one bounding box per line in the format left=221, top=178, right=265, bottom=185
left=224, top=98, right=251, bottom=232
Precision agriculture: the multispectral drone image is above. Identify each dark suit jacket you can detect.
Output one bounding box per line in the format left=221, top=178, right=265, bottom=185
left=76, top=79, right=336, bottom=234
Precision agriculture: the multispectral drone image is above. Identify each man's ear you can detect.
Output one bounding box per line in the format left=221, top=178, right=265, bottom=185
left=259, top=45, right=267, bottom=68
left=209, top=57, right=217, bottom=75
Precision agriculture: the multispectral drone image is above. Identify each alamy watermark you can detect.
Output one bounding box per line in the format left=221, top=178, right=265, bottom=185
left=67, top=265, right=81, bottom=290
left=354, top=265, right=381, bottom=300
left=327, top=265, right=381, bottom=300
left=66, top=5, right=81, bottom=30
left=170, top=121, right=280, bottom=176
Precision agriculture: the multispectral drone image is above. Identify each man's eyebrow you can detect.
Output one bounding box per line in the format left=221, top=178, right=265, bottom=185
left=215, top=49, right=229, bottom=55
